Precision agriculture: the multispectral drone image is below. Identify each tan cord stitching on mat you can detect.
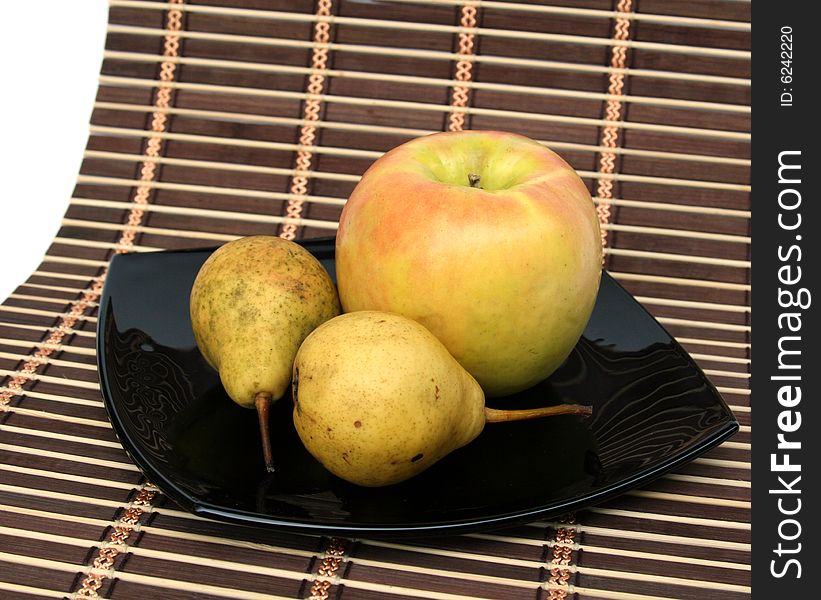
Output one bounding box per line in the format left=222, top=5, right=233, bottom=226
left=73, top=485, right=157, bottom=598
left=289, top=32, right=350, bottom=576
left=71, top=8, right=184, bottom=591
left=0, top=281, right=105, bottom=408
left=546, top=515, right=578, bottom=599
left=447, top=2, right=479, bottom=131
left=0, top=0, right=184, bottom=410
left=118, top=1, right=184, bottom=248
left=596, top=0, right=634, bottom=248
left=280, top=0, right=333, bottom=241
left=307, top=537, right=347, bottom=600
left=542, top=8, right=634, bottom=593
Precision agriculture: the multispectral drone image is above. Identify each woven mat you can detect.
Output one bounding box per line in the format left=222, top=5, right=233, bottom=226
left=0, top=0, right=750, bottom=598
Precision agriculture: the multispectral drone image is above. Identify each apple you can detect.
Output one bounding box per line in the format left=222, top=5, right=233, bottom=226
left=335, top=130, right=602, bottom=397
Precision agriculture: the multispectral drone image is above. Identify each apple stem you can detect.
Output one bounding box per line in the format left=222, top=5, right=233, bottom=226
left=484, top=403, right=592, bottom=423
left=468, top=173, right=482, bottom=188
left=255, top=391, right=275, bottom=473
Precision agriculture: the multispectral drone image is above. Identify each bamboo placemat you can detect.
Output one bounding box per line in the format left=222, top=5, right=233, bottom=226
left=0, top=0, right=750, bottom=598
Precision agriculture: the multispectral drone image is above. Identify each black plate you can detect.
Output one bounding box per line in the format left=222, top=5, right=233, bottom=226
left=97, top=237, right=738, bottom=537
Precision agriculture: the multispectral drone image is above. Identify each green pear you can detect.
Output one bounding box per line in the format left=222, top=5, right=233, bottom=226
left=190, top=236, right=341, bottom=471
left=292, top=311, right=590, bottom=487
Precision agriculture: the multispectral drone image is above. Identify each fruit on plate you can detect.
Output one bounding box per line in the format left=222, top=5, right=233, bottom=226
left=335, top=130, right=602, bottom=397
left=292, top=311, right=591, bottom=487
left=189, top=236, right=341, bottom=472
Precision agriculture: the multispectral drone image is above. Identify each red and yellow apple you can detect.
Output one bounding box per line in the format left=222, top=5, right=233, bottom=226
left=335, top=130, right=602, bottom=397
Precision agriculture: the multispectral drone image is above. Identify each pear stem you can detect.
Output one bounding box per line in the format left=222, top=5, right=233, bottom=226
left=484, top=403, right=592, bottom=423
left=255, top=391, right=275, bottom=473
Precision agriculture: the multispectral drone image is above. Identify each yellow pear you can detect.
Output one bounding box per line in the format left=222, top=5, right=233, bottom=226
left=190, top=236, right=341, bottom=471
left=292, top=311, right=590, bottom=487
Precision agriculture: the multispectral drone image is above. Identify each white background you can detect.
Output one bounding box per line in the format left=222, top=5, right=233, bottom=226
left=0, top=1, right=109, bottom=302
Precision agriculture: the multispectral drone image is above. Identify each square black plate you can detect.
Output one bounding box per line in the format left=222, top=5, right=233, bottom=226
left=97, top=237, right=738, bottom=537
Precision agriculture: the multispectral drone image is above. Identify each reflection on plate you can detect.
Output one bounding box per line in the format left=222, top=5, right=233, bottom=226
left=97, top=237, right=738, bottom=536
